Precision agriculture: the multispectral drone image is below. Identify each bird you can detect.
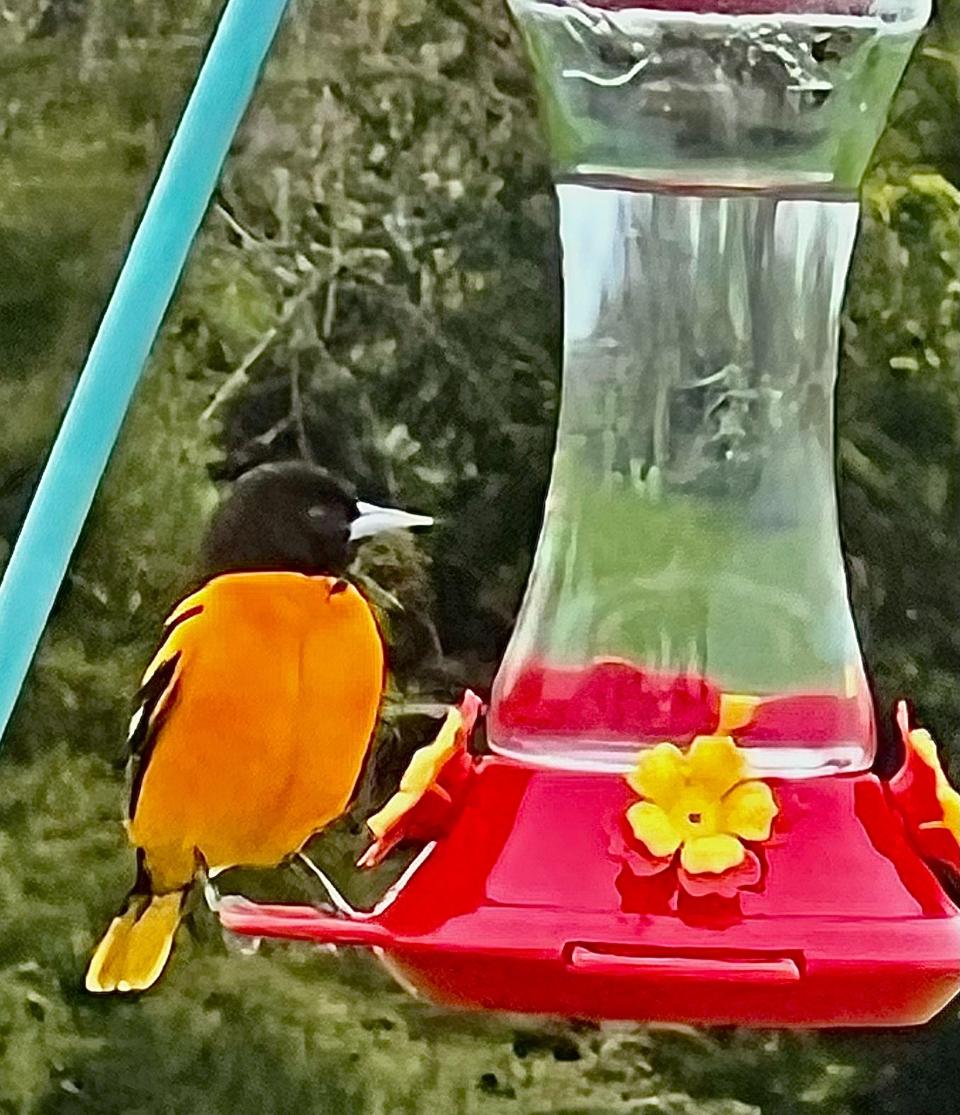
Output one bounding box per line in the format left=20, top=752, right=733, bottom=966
left=85, top=460, right=432, bottom=994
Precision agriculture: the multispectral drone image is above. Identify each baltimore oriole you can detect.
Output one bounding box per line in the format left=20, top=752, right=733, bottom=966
left=85, top=461, right=432, bottom=993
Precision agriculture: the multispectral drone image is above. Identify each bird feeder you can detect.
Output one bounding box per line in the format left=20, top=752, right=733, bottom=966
left=221, top=0, right=960, bottom=1026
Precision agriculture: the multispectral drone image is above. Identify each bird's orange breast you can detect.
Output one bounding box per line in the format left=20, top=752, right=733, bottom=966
left=128, top=572, right=384, bottom=882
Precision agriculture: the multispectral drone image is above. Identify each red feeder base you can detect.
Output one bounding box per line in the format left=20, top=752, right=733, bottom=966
left=220, top=757, right=960, bottom=1026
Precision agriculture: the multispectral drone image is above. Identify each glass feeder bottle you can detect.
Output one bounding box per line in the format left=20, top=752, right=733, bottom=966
left=488, top=0, right=929, bottom=776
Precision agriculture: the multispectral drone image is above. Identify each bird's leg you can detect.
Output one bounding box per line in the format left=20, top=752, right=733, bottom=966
left=202, top=879, right=221, bottom=913
left=196, top=859, right=221, bottom=913
left=295, top=852, right=360, bottom=917
left=193, top=861, right=264, bottom=956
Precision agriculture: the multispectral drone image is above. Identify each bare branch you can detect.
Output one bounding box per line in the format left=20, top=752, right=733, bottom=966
left=213, top=203, right=265, bottom=249
left=290, top=358, right=313, bottom=462
left=322, top=278, right=339, bottom=339
left=201, top=327, right=278, bottom=423
left=201, top=273, right=321, bottom=422
left=251, top=414, right=293, bottom=448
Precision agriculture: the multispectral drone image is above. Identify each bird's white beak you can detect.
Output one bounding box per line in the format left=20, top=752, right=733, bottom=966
left=348, top=501, right=434, bottom=541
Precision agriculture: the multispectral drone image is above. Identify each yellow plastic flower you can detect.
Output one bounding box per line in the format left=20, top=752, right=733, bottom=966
left=625, top=735, right=778, bottom=875
left=716, top=693, right=761, bottom=735
left=905, top=723, right=960, bottom=843
left=366, top=705, right=464, bottom=839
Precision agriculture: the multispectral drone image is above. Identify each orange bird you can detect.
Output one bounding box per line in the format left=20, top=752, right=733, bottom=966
left=85, top=461, right=432, bottom=993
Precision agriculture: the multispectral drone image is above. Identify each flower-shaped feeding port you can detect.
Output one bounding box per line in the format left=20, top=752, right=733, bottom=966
left=623, top=735, right=778, bottom=897
left=359, top=690, right=483, bottom=868
left=888, top=702, right=960, bottom=876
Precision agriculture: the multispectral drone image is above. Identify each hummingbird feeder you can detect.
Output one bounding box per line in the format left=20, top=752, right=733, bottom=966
left=221, top=0, right=960, bottom=1027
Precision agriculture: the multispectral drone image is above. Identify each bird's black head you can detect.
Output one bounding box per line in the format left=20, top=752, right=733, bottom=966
left=200, top=461, right=432, bottom=580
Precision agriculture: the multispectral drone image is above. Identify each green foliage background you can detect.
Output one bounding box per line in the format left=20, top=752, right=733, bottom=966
left=0, top=0, right=958, bottom=1111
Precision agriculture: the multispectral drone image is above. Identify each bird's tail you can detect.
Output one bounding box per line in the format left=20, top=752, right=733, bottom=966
left=85, top=889, right=187, bottom=994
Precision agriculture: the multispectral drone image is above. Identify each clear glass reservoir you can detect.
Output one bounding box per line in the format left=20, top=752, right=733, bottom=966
left=489, top=0, right=929, bottom=776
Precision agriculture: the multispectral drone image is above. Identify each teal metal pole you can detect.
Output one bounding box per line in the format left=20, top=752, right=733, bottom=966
left=0, top=0, right=291, bottom=744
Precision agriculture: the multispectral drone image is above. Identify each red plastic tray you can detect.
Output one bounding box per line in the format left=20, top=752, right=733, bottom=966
left=221, top=757, right=960, bottom=1026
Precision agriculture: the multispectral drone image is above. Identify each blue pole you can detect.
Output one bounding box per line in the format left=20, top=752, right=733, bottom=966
left=0, top=0, right=291, bottom=745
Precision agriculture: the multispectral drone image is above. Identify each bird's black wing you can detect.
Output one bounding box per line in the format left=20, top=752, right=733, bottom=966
left=126, top=598, right=206, bottom=818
